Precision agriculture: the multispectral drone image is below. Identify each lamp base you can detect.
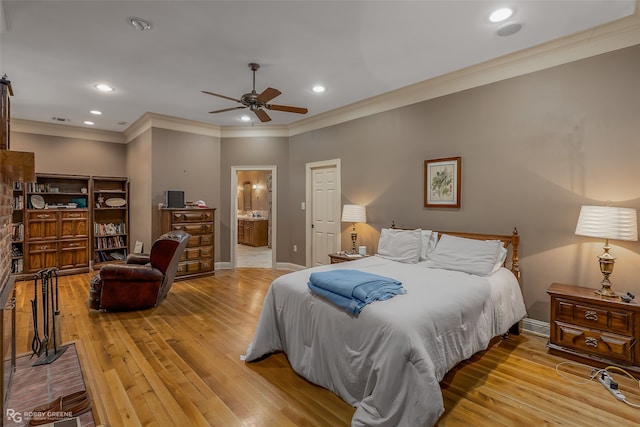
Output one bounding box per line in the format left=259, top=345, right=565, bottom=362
left=594, top=275, right=618, bottom=298
left=594, top=288, right=618, bottom=298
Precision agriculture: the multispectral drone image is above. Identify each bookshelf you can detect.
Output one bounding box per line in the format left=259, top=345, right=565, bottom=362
left=10, top=182, right=24, bottom=274
left=91, top=176, right=128, bottom=266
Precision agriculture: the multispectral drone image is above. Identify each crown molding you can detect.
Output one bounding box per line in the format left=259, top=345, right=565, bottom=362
left=220, top=125, right=290, bottom=139
left=288, top=7, right=640, bottom=137
left=11, top=118, right=125, bottom=143
left=124, top=112, right=222, bottom=142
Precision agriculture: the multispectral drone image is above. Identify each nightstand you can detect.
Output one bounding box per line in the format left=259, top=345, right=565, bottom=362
left=328, top=252, right=368, bottom=264
left=548, top=283, right=640, bottom=372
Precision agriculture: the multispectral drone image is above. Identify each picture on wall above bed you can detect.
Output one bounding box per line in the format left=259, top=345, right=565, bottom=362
left=424, top=156, right=461, bottom=208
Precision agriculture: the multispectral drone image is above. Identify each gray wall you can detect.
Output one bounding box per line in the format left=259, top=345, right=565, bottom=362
left=219, top=136, right=289, bottom=262
left=289, top=44, right=640, bottom=322
left=12, top=132, right=126, bottom=176
left=151, top=128, right=221, bottom=243
left=126, top=128, right=152, bottom=249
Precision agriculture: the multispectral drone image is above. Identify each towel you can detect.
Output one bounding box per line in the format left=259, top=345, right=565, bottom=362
left=307, top=269, right=406, bottom=315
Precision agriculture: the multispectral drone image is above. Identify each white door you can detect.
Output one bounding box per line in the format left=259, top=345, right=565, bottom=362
left=308, top=162, right=340, bottom=266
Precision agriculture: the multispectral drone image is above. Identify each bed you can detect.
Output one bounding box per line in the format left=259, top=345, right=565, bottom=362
left=242, top=227, right=527, bottom=426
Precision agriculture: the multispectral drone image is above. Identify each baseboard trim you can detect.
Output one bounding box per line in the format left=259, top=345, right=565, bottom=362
left=521, top=317, right=550, bottom=338
left=216, top=262, right=231, bottom=270
left=275, top=262, right=306, bottom=271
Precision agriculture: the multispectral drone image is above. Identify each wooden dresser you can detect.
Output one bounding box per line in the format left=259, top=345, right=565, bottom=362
left=161, top=208, right=215, bottom=279
left=548, top=283, right=640, bottom=371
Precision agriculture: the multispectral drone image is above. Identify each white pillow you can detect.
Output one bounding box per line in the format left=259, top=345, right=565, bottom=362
left=377, top=228, right=422, bottom=263
left=493, top=244, right=508, bottom=273
left=420, top=230, right=439, bottom=261
left=427, top=234, right=504, bottom=276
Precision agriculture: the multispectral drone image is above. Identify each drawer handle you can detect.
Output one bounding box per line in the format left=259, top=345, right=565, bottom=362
left=585, top=337, right=599, bottom=348
left=584, top=311, right=599, bottom=321
left=68, top=213, right=81, bottom=218
left=37, top=214, right=50, bottom=219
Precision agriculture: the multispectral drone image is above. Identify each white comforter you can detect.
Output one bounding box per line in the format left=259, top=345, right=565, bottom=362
left=242, top=256, right=527, bottom=426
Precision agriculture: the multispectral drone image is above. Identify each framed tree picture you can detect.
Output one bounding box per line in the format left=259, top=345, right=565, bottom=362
left=424, top=157, right=461, bottom=208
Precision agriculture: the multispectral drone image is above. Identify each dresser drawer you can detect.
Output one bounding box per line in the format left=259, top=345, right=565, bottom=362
left=171, top=211, right=214, bottom=223
left=176, top=259, right=213, bottom=276
left=200, top=258, right=214, bottom=272
left=183, top=247, right=201, bottom=260
left=172, top=222, right=213, bottom=235
left=187, top=235, right=202, bottom=247
left=200, top=246, right=213, bottom=258
left=554, top=297, right=633, bottom=335
left=177, top=260, right=201, bottom=276
left=553, top=321, right=634, bottom=363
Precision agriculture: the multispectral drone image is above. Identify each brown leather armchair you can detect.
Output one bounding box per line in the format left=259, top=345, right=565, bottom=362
left=89, top=230, right=190, bottom=311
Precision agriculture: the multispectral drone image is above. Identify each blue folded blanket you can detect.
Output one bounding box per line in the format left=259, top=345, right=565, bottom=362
left=307, top=269, right=406, bottom=316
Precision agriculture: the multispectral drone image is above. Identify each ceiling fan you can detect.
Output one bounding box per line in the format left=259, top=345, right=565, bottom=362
left=202, top=63, right=308, bottom=123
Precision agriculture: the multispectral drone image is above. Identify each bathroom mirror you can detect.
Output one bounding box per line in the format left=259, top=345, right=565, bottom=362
left=242, top=181, right=252, bottom=211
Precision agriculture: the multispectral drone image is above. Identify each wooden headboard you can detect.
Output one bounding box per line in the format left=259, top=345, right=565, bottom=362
left=390, top=222, right=520, bottom=280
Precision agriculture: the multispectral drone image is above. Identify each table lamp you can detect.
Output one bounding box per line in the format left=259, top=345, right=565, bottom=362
left=341, top=204, right=367, bottom=254
left=575, top=205, right=638, bottom=297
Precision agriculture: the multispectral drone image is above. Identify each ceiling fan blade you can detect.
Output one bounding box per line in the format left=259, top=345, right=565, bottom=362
left=209, top=106, right=246, bottom=114
left=256, top=87, right=281, bottom=103
left=201, top=90, right=242, bottom=103
left=267, top=104, right=309, bottom=115
left=254, top=108, right=272, bottom=122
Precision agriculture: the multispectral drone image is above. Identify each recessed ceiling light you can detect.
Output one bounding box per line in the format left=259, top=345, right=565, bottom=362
left=497, top=22, right=522, bottom=36
left=83, top=121, right=95, bottom=126
left=240, top=115, right=251, bottom=122
left=128, top=17, right=152, bottom=31
left=90, top=110, right=102, bottom=115
left=489, top=7, right=514, bottom=23
left=312, top=85, right=325, bottom=93
left=94, top=83, right=114, bottom=92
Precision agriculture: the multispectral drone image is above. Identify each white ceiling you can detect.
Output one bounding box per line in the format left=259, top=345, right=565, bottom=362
left=1, top=1, right=637, bottom=132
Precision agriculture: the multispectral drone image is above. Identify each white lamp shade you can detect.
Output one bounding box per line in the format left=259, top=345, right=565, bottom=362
left=341, top=204, right=367, bottom=223
left=575, top=205, right=638, bottom=241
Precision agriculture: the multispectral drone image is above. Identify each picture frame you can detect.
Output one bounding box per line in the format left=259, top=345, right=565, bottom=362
left=424, top=156, right=461, bottom=208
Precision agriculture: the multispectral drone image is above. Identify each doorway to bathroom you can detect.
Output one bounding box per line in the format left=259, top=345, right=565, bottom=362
left=231, top=166, right=276, bottom=268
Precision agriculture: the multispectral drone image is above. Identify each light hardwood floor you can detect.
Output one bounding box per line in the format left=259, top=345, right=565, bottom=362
left=12, top=269, right=640, bottom=426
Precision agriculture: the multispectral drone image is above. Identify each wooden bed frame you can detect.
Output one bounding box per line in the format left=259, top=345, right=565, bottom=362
left=390, top=222, right=520, bottom=279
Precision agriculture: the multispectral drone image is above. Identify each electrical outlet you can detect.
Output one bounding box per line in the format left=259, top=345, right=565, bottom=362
left=598, top=371, right=626, bottom=401
left=293, top=245, right=297, bottom=252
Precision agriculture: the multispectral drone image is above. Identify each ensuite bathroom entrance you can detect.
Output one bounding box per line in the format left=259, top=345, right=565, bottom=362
left=232, top=167, right=276, bottom=268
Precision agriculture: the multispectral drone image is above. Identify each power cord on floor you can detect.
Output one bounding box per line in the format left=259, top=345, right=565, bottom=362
left=555, top=360, right=640, bottom=408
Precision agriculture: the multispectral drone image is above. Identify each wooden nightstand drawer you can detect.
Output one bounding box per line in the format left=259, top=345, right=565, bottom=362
left=554, top=298, right=633, bottom=335
left=553, top=322, right=634, bottom=363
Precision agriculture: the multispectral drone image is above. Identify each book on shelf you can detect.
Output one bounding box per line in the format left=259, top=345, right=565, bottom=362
left=11, top=223, right=23, bottom=241
left=11, top=258, right=23, bottom=274
left=94, top=222, right=126, bottom=235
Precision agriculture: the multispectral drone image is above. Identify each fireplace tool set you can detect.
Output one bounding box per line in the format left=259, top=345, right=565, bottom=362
left=30, top=268, right=67, bottom=365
